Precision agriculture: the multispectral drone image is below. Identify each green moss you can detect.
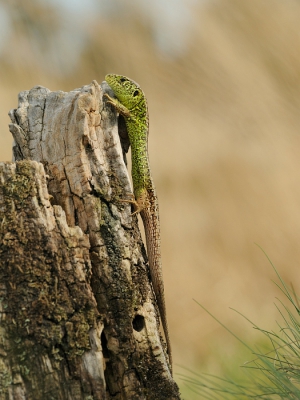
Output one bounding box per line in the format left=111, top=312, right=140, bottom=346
left=0, top=359, right=12, bottom=389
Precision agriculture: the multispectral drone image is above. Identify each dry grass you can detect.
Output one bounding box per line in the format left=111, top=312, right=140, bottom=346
left=2, top=0, right=300, bottom=380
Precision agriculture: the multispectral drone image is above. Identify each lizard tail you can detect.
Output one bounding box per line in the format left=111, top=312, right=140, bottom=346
left=140, top=186, right=173, bottom=374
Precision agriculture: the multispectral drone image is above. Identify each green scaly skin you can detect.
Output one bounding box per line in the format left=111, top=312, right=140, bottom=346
left=104, top=74, right=172, bottom=373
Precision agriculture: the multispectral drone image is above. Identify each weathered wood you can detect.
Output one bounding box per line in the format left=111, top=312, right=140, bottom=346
left=0, top=80, right=180, bottom=399
left=0, top=161, right=105, bottom=399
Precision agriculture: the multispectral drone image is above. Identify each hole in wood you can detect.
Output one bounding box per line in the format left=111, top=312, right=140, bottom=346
left=132, top=315, right=145, bottom=332
left=101, top=330, right=109, bottom=358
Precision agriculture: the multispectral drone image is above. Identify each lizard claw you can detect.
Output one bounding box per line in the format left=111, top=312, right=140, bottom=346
left=103, top=93, right=115, bottom=105
left=119, top=195, right=141, bottom=215
left=103, top=93, right=131, bottom=118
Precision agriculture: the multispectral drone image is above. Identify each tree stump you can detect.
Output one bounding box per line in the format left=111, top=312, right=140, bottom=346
left=0, top=80, right=180, bottom=399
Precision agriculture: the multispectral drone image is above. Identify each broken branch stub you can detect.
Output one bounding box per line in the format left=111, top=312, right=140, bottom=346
left=1, top=80, right=180, bottom=399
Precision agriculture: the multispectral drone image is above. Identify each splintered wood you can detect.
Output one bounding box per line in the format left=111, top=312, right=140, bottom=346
left=0, top=81, right=180, bottom=399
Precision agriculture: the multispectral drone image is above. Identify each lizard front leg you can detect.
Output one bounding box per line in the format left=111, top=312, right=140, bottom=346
left=104, top=93, right=131, bottom=118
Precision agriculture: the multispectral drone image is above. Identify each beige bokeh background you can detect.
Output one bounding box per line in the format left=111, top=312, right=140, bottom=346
left=2, top=0, right=300, bottom=390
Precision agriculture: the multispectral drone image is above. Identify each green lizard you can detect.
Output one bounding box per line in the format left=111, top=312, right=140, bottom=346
left=104, top=74, right=172, bottom=372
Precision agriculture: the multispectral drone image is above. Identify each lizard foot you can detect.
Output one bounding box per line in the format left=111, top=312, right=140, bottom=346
left=103, top=93, right=131, bottom=117
left=119, top=194, right=141, bottom=215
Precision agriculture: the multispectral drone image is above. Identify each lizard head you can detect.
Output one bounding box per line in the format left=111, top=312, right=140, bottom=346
left=105, top=74, right=145, bottom=110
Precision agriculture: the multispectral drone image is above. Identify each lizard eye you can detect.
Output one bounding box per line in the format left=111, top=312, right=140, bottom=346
left=133, top=90, right=139, bottom=97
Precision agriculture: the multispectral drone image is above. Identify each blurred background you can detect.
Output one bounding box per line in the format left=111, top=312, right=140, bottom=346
left=2, top=0, right=300, bottom=396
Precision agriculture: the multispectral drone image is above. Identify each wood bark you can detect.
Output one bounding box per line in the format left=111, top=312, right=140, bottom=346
left=0, top=81, right=180, bottom=399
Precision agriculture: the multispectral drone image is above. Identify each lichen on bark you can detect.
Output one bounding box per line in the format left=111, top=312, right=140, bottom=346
left=0, top=80, right=181, bottom=399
